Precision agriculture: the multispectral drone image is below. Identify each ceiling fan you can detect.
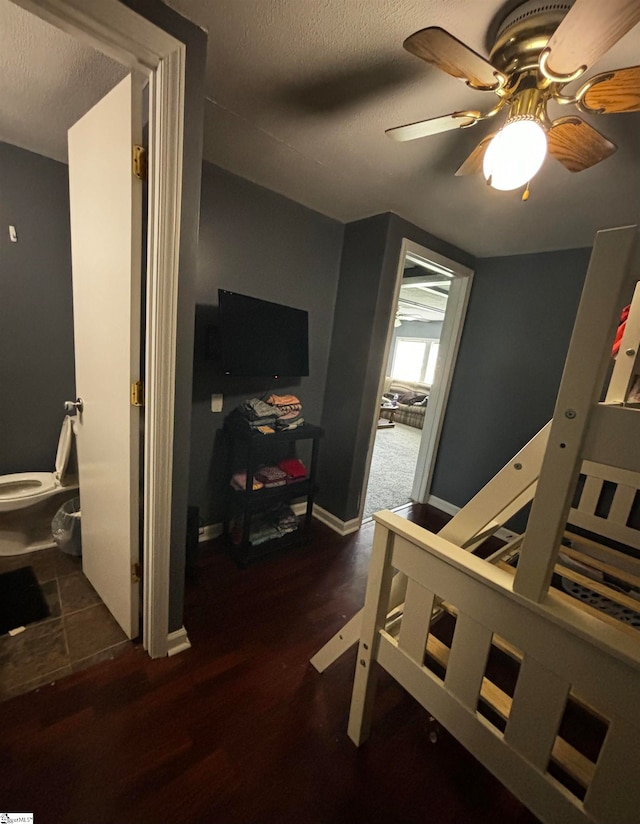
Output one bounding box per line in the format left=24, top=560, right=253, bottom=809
left=387, top=0, right=640, bottom=194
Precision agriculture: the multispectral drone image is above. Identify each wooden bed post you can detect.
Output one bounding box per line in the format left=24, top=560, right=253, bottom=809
left=347, top=523, right=395, bottom=746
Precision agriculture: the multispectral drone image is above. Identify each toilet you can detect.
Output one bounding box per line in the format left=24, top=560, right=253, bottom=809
left=0, top=416, right=78, bottom=556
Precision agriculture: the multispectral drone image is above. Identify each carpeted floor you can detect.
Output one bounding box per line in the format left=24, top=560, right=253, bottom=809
left=362, top=422, right=423, bottom=520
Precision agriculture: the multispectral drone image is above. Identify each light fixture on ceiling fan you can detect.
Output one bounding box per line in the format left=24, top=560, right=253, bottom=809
left=387, top=0, right=640, bottom=194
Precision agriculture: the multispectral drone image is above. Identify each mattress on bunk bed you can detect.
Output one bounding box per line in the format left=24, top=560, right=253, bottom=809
left=501, top=534, right=640, bottom=634
left=559, top=575, right=640, bottom=628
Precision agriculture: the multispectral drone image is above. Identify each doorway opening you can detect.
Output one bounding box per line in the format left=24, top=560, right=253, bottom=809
left=361, top=240, right=473, bottom=522
left=6, top=0, right=186, bottom=662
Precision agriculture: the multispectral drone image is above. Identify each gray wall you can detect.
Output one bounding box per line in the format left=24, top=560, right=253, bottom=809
left=319, top=213, right=474, bottom=522
left=123, top=0, right=207, bottom=632
left=190, top=162, right=344, bottom=525
left=319, top=213, right=590, bottom=527
left=0, top=142, right=75, bottom=474
left=430, top=247, right=592, bottom=525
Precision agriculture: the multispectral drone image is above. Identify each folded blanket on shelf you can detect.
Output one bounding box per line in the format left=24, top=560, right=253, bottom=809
left=271, top=504, right=299, bottom=534
left=266, top=394, right=302, bottom=419
left=249, top=522, right=282, bottom=546
left=255, top=465, right=288, bottom=487
left=278, top=458, right=307, bottom=480
left=266, top=393, right=304, bottom=430
left=230, top=505, right=299, bottom=546
left=226, top=408, right=277, bottom=433
left=240, top=397, right=285, bottom=421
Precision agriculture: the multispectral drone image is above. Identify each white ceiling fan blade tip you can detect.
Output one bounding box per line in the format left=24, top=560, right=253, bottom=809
left=386, top=113, right=478, bottom=143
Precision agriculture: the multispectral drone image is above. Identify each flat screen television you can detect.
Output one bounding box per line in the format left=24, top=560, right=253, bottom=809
left=218, top=289, right=309, bottom=377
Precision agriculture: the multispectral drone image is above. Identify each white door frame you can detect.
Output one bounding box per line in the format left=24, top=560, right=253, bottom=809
left=411, top=245, right=473, bottom=502
left=360, top=238, right=473, bottom=521
left=12, top=0, right=186, bottom=658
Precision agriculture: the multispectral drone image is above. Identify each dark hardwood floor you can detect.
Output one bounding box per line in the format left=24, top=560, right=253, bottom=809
left=1, top=505, right=539, bottom=824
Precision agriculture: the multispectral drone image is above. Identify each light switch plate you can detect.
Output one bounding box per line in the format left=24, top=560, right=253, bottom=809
left=211, top=393, right=223, bottom=413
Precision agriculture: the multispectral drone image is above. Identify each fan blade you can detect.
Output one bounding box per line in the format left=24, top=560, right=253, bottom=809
left=386, top=111, right=479, bottom=142
left=581, top=66, right=640, bottom=113
left=544, top=0, right=640, bottom=78
left=455, top=133, right=497, bottom=176
left=547, top=116, right=617, bottom=172
left=403, top=27, right=506, bottom=90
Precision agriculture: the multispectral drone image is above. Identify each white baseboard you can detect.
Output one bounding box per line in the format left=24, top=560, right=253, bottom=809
left=427, top=495, right=461, bottom=517
left=312, top=504, right=361, bottom=536
left=427, top=494, right=521, bottom=543
left=166, top=626, right=191, bottom=656
left=199, top=523, right=223, bottom=542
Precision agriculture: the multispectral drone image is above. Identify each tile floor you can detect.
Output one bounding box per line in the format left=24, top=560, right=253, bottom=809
left=0, top=547, right=131, bottom=701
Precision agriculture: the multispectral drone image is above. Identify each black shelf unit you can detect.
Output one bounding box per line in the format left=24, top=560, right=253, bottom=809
left=222, top=422, right=323, bottom=566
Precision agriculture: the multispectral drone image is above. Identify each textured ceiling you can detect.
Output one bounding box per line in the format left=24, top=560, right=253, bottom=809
left=0, top=0, right=127, bottom=162
left=164, top=0, right=640, bottom=257
left=1, top=0, right=638, bottom=256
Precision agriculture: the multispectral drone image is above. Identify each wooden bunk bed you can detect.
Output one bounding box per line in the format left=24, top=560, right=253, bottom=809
left=311, top=226, right=640, bottom=824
